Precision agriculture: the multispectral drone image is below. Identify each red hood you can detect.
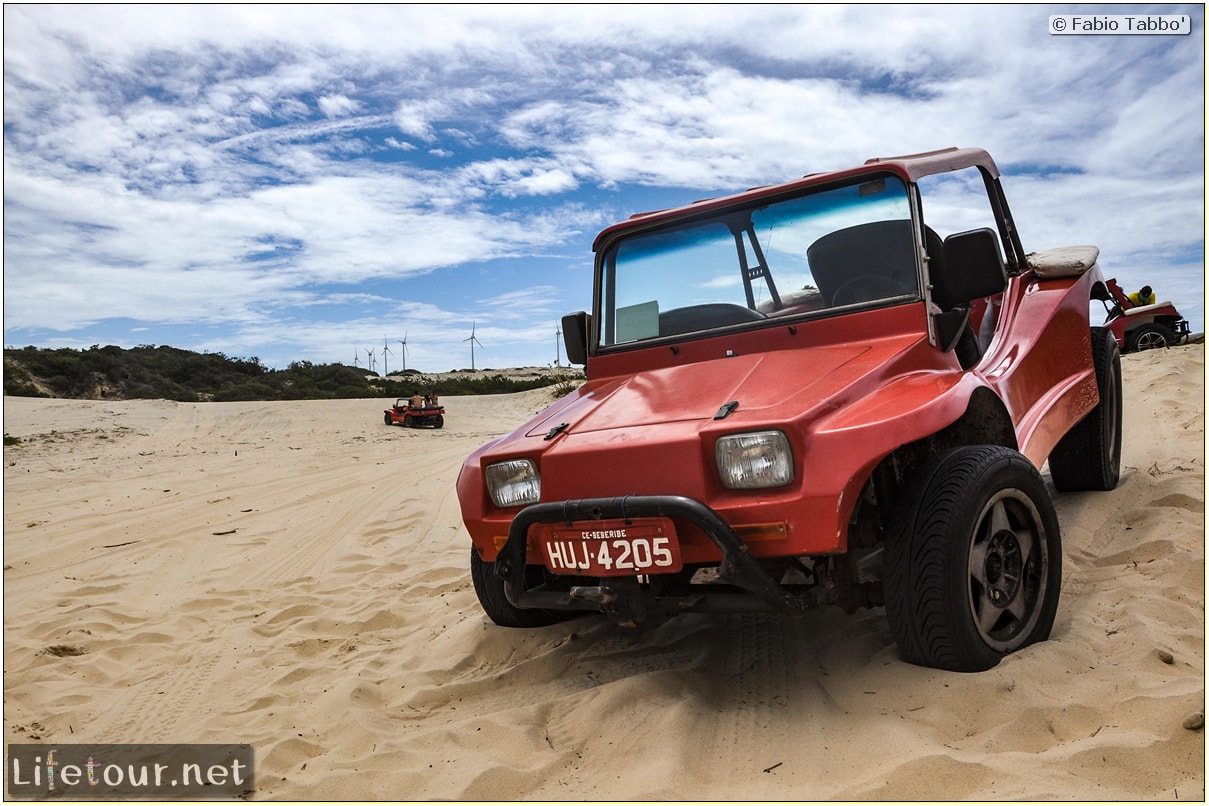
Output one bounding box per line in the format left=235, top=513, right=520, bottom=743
left=522, top=343, right=903, bottom=439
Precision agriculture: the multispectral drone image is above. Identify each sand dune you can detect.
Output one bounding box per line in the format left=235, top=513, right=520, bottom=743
left=3, top=345, right=1204, bottom=800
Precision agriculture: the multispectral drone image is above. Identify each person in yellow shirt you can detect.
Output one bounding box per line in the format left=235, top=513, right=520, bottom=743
left=1127, top=285, right=1155, bottom=307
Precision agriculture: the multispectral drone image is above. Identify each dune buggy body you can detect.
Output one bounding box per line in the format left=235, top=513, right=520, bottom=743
left=385, top=398, right=445, bottom=429
left=457, top=147, right=1122, bottom=671
left=1101, top=277, right=1191, bottom=352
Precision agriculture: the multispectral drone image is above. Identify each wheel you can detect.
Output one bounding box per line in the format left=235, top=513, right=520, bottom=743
left=1049, top=327, right=1122, bottom=491
left=830, top=274, right=902, bottom=306
left=1127, top=322, right=1176, bottom=352
left=433, top=415, right=444, bottom=429
left=384, top=412, right=394, bottom=426
left=470, top=549, right=568, bottom=628
left=403, top=414, right=414, bottom=428
left=883, top=445, right=1062, bottom=672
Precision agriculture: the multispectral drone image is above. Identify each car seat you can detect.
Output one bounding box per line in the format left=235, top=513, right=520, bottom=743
left=806, top=219, right=919, bottom=307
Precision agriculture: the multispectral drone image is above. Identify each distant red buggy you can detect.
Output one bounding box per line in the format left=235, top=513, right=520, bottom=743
left=384, top=396, right=445, bottom=429
left=1100, top=277, right=1191, bottom=352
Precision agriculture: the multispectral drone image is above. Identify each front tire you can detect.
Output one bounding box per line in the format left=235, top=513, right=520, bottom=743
left=1049, top=327, right=1122, bottom=491
left=884, top=445, right=1062, bottom=672
left=470, top=550, right=567, bottom=628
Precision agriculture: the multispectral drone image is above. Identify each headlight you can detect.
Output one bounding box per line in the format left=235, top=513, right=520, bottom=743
left=485, top=459, right=541, bottom=507
left=715, top=431, right=794, bottom=490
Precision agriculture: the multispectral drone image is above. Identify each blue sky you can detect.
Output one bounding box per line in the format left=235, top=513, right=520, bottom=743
left=4, top=4, right=1204, bottom=372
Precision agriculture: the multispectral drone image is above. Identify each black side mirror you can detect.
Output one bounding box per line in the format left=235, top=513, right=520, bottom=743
left=936, top=228, right=1006, bottom=308
left=561, top=311, right=590, bottom=365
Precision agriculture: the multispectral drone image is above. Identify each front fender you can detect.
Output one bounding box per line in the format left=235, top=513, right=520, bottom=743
left=806, top=369, right=993, bottom=533
left=813, top=369, right=984, bottom=440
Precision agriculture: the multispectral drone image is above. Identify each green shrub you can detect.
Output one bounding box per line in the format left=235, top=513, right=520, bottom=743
left=4, top=346, right=583, bottom=402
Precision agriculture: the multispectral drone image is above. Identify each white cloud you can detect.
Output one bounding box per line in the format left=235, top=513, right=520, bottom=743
left=318, top=94, right=362, bottom=118
left=393, top=100, right=445, bottom=142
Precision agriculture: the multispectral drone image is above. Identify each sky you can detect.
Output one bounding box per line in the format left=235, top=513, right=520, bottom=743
left=3, top=4, right=1204, bottom=373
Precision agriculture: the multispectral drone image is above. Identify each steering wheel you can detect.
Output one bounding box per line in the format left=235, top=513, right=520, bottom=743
left=829, top=274, right=902, bottom=307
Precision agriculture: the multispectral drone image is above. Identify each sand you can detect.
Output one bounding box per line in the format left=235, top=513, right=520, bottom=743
left=3, top=344, right=1204, bottom=800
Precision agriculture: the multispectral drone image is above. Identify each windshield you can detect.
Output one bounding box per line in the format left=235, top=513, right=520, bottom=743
left=598, top=174, right=918, bottom=347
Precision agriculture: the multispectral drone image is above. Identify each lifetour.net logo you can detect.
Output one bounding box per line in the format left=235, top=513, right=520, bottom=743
left=6, top=744, right=253, bottom=798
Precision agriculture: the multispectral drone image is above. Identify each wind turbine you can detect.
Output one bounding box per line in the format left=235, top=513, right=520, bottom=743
left=382, top=337, right=392, bottom=376
left=353, top=347, right=360, bottom=368
left=365, top=347, right=376, bottom=374
left=464, top=321, right=484, bottom=371
left=398, top=334, right=410, bottom=372
left=555, top=323, right=563, bottom=367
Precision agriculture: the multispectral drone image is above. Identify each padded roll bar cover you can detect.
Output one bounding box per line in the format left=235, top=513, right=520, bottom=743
left=1027, top=245, right=1100, bottom=279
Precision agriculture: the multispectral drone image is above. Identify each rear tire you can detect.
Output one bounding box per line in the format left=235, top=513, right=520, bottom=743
left=1049, top=327, right=1122, bottom=491
left=470, top=549, right=567, bottom=628
left=883, top=445, right=1062, bottom=672
left=433, top=415, right=444, bottom=429
left=403, top=414, right=414, bottom=428
left=1127, top=322, right=1176, bottom=352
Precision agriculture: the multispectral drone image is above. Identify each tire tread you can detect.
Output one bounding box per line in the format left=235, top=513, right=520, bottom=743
left=1049, top=327, right=1122, bottom=491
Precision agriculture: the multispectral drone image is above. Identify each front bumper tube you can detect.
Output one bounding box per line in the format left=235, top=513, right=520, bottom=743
left=495, top=495, right=833, bottom=619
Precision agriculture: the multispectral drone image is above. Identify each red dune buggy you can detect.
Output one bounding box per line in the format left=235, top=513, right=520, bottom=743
left=1101, top=277, right=1190, bottom=352
left=384, top=397, right=445, bottom=429
left=457, top=147, right=1122, bottom=672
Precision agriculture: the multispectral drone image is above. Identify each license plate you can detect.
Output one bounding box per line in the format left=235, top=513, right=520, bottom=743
left=535, top=518, right=682, bottom=577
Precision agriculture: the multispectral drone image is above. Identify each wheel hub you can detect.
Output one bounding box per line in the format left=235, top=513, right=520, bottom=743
left=983, top=529, right=1023, bottom=606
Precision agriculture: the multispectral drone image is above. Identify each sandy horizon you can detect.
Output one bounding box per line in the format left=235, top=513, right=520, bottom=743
left=3, top=344, right=1204, bottom=800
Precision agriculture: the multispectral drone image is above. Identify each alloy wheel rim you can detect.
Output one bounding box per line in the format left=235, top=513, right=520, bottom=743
left=967, top=488, right=1048, bottom=651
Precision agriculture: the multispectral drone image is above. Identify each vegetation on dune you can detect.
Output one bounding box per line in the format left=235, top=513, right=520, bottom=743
left=3, top=345, right=582, bottom=402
